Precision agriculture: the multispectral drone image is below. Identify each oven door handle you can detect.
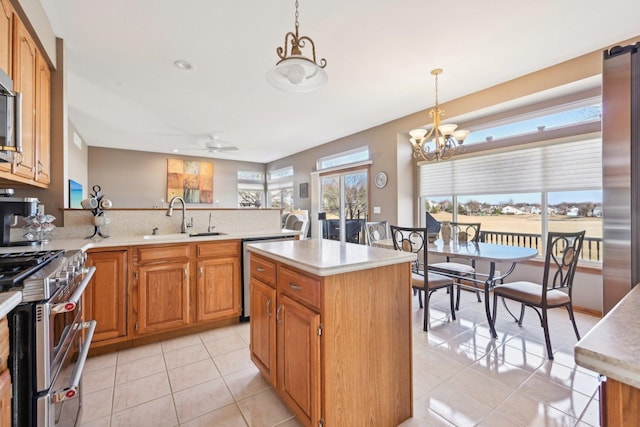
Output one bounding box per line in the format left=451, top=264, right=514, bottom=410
left=51, top=266, right=96, bottom=314
left=51, top=320, right=96, bottom=403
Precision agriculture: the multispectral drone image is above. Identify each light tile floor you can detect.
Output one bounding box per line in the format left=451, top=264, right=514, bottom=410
left=79, top=289, right=601, bottom=427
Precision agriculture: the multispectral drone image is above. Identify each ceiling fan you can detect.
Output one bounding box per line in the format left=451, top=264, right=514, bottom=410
left=173, top=134, right=239, bottom=155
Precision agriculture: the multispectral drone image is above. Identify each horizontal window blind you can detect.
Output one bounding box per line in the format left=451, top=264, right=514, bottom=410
left=420, top=139, right=602, bottom=197
left=237, top=182, right=264, bottom=191
left=268, top=180, right=293, bottom=191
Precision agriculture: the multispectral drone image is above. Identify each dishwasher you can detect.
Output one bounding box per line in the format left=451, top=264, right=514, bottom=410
left=241, top=234, right=296, bottom=321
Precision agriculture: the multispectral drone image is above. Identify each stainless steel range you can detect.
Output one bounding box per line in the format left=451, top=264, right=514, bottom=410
left=5, top=249, right=96, bottom=427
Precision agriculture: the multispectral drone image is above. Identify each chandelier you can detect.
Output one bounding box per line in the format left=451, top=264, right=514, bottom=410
left=267, top=0, right=327, bottom=93
left=409, top=69, right=470, bottom=161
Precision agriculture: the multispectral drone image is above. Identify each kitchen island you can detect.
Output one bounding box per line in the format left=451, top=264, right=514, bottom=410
left=247, top=239, right=416, bottom=427
left=575, top=284, right=640, bottom=425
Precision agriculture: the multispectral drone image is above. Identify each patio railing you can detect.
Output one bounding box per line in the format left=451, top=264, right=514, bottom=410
left=480, top=230, right=602, bottom=262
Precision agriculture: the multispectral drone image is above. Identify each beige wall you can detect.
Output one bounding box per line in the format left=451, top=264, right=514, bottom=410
left=88, top=147, right=265, bottom=209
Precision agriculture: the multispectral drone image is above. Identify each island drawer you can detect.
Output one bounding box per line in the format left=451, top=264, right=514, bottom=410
left=278, top=266, right=320, bottom=309
left=251, top=254, right=276, bottom=286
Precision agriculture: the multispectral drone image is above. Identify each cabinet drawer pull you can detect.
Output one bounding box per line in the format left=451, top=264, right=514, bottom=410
left=266, top=298, right=272, bottom=316
left=276, top=305, right=283, bottom=323
left=256, top=267, right=265, bottom=272
left=289, top=283, right=302, bottom=291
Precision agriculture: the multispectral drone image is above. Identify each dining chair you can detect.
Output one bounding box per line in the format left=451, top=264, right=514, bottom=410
left=492, top=230, right=585, bottom=359
left=365, top=221, right=389, bottom=246
left=390, top=225, right=456, bottom=331
left=429, top=222, right=482, bottom=310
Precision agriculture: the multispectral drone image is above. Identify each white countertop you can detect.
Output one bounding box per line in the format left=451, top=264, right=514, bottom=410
left=0, top=229, right=301, bottom=254
left=247, top=238, right=416, bottom=276
left=0, top=291, right=22, bottom=317
left=575, top=284, right=640, bottom=388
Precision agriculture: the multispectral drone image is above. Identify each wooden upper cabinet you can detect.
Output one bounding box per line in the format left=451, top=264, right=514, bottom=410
left=35, top=50, right=50, bottom=184
left=12, top=17, right=36, bottom=180
left=0, top=0, right=12, bottom=76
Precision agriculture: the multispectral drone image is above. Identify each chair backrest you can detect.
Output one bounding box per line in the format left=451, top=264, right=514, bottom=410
left=284, top=213, right=304, bottom=230
left=450, top=222, right=481, bottom=243
left=390, top=225, right=428, bottom=271
left=365, top=221, right=389, bottom=245
left=292, top=217, right=310, bottom=239
left=542, top=230, right=585, bottom=297
left=281, top=213, right=290, bottom=228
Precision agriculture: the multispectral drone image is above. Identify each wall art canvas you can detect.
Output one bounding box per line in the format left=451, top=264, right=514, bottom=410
left=167, top=159, right=214, bottom=204
left=68, top=179, right=83, bottom=208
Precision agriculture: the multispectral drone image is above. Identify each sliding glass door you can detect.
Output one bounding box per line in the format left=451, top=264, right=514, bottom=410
left=320, top=167, right=368, bottom=243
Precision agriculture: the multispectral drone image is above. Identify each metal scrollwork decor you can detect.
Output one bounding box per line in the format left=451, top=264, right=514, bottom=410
left=84, top=185, right=112, bottom=239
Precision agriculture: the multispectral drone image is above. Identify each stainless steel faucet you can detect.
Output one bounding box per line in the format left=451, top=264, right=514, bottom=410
left=166, top=196, right=188, bottom=233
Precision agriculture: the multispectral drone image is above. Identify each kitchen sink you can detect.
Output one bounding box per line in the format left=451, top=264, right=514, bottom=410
left=189, top=232, right=226, bottom=237
left=142, top=233, right=189, bottom=240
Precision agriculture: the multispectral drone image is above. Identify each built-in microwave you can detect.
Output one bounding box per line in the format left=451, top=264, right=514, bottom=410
left=0, top=66, right=21, bottom=163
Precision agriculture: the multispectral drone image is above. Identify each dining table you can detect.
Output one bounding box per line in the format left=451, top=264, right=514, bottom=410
left=372, top=238, right=539, bottom=338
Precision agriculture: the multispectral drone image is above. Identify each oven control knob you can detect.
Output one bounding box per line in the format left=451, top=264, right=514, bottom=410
left=54, top=271, right=69, bottom=286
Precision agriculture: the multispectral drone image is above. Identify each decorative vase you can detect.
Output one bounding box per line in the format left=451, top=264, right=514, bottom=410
left=441, top=221, right=451, bottom=244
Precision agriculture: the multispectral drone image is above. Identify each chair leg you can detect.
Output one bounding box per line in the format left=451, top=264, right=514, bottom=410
left=418, top=289, right=424, bottom=308
left=423, top=290, right=431, bottom=331
left=567, top=304, right=581, bottom=340
left=455, top=282, right=461, bottom=311
left=449, top=285, right=456, bottom=321
left=541, top=309, right=554, bottom=359
left=518, top=304, right=526, bottom=326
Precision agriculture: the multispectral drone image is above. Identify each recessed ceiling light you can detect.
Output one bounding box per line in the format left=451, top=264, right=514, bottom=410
left=174, top=60, right=193, bottom=70
left=171, top=149, right=180, bottom=153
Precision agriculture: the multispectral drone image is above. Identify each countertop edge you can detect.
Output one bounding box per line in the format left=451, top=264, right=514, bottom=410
left=0, top=291, right=22, bottom=317
left=247, top=240, right=416, bottom=277
left=574, top=284, right=640, bottom=388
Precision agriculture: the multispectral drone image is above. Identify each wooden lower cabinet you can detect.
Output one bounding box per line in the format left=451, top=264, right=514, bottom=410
left=249, top=277, right=276, bottom=384
left=136, top=260, right=191, bottom=335
left=277, top=293, right=321, bottom=426
left=249, top=252, right=412, bottom=427
left=601, top=377, right=640, bottom=426
left=196, top=256, right=240, bottom=322
left=0, top=368, right=10, bottom=427
left=85, top=249, right=128, bottom=345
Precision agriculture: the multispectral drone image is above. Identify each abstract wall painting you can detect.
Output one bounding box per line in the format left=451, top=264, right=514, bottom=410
left=167, top=159, right=214, bottom=204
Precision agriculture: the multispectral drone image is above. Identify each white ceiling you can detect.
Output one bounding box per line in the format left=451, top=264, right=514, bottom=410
left=40, top=0, right=640, bottom=163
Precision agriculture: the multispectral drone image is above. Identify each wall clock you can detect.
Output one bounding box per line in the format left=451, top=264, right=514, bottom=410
left=375, top=171, right=388, bottom=188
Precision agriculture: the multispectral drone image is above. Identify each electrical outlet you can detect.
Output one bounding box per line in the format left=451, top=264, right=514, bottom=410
left=373, top=206, right=381, bottom=214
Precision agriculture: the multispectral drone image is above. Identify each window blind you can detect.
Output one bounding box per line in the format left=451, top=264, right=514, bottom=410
left=419, top=138, right=602, bottom=197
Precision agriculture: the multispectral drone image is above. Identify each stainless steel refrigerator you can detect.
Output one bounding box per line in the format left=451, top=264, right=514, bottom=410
left=602, top=42, right=640, bottom=314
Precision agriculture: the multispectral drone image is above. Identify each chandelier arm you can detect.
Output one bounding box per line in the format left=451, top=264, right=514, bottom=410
left=297, top=35, right=327, bottom=68
left=276, top=31, right=299, bottom=61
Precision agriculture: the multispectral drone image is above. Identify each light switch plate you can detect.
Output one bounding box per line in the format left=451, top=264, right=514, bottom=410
left=373, top=206, right=381, bottom=214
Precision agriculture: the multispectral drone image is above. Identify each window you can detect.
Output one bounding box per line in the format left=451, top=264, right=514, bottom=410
left=420, top=114, right=602, bottom=262
left=237, top=170, right=264, bottom=208
left=267, top=166, right=294, bottom=211
left=317, top=146, right=369, bottom=170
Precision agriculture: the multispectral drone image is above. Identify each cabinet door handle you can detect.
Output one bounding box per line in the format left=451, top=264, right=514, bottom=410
left=199, top=266, right=203, bottom=278
left=289, top=283, right=302, bottom=291
left=184, top=268, right=188, bottom=280
left=266, top=298, right=272, bottom=316
left=276, top=305, right=283, bottom=323
left=256, top=267, right=265, bottom=272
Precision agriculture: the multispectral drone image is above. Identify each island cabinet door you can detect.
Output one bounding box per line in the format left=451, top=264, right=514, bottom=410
left=136, top=261, right=191, bottom=335
left=196, top=257, right=240, bottom=322
left=277, top=293, right=321, bottom=427
left=250, top=277, right=276, bottom=385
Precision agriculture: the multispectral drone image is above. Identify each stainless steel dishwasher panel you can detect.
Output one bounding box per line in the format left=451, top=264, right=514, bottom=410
left=241, top=235, right=296, bottom=321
